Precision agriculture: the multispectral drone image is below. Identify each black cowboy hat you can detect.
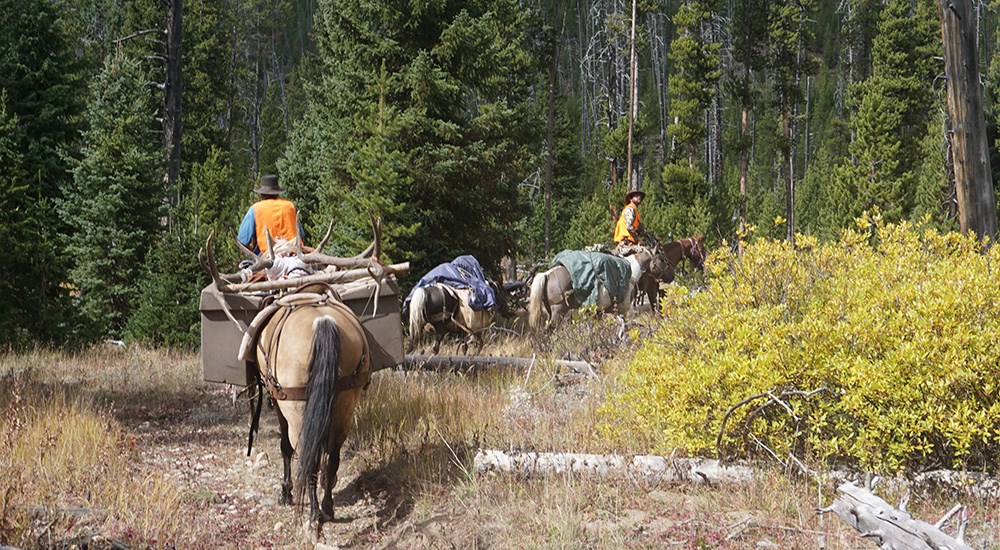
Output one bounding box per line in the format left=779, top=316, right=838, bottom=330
left=254, top=174, right=285, bottom=195
left=625, top=189, right=645, bottom=202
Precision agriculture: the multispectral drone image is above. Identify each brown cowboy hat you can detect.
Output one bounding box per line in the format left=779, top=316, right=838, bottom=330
left=625, top=189, right=645, bottom=202
left=253, top=174, right=285, bottom=195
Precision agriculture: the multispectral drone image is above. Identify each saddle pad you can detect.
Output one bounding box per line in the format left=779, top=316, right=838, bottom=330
left=552, top=250, right=630, bottom=306
left=404, top=255, right=496, bottom=310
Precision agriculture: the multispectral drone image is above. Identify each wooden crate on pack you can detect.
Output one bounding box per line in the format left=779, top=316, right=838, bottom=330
left=199, top=276, right=404, bottom=385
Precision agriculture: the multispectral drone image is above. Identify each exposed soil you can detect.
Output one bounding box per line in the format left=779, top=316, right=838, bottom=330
left=128, top=384, right=390, bottom=548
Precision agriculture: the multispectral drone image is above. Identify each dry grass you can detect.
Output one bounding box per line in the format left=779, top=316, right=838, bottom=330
left=0, top=349, right=187, bottom=547
left=2, top=319, right=997, bottom=547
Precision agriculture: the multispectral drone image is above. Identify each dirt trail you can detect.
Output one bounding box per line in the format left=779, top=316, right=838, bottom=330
left=134, top=385, right=393, bottom=548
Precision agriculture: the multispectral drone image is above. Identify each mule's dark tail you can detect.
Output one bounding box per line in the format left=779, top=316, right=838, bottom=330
left=295, top=315, right=340, bottom=506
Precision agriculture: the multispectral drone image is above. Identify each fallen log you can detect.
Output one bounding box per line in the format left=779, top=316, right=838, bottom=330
left=473, top=449, right=755, bottom=485
left=818, top=482, right=972, bottom=549
left=401, top=354, right=597, bottom=376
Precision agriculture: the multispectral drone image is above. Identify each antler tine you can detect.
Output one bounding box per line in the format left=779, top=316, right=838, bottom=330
left=264, top=226, right=276, bottom=261
left=368, top=212, right=382, bottom=262
left=229, top=228, right=257, bottom=262
left=365, top=212, right=386, bottom=316
left=353, top=241, right=376, bottom=259
left=202, top=230, right=229, bottom=290
left=315, top=218, right=335, bottom=253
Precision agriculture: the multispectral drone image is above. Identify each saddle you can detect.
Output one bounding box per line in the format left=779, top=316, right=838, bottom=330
left=239, top=283, right=371, bottom=401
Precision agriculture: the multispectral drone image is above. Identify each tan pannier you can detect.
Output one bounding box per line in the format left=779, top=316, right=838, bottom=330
left=199, top=276, right=405, bottom=385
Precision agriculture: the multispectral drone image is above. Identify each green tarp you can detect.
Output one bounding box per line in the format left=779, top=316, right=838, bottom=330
left=552, top=250, right=631, bottom=306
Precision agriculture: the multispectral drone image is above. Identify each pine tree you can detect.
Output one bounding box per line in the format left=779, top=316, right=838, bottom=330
left=61, top=52, right=164, bottom=340
left=834, top=0, right=938, bottom=223
left=281, top=0, right=540, bottom=276
left=667, top=0, right=722, bottom=169
left=0, top=0, right=85, bottom=343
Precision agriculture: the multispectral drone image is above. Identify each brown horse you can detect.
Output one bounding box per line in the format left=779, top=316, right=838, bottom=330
left=253, top=283, right=371, bottom=522
left=635, top=236, right=706, bottom=314
left=527, top=248, right=667, bottom=331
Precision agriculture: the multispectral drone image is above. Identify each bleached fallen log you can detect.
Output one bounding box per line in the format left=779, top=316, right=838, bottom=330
left=913, top=469, right=1000, bottom=500
left=403, top=354, right=597, bottom=376
left=819, top=482, right=972, bottom=549
left=474, top=449, right=755, bottom=484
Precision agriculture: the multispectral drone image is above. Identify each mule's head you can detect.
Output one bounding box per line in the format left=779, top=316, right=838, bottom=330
left=686, top=236, right=706, bottom=270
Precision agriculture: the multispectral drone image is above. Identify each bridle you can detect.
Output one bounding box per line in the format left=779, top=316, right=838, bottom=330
left=686, top=238, right=704, bottom=267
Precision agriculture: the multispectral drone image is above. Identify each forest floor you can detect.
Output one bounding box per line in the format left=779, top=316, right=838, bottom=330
left=5, top=331, right=999, bottom=549
left=127, top=364, right=996, bottom=548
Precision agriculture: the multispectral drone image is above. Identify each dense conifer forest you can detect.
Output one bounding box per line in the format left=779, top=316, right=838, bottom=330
left=3, top=0, right=997, bottom=346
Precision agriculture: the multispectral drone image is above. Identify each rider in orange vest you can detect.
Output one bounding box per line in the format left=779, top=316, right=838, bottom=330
left=614, top=189, right=646, bottom=255
left=237, top=174, right=301, bottom=255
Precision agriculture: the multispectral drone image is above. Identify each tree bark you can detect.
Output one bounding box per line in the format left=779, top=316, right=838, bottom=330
left=474, top=449, right=755, bottom=483
left=939, top=0, right=998, bottom=241
left=165, top=0, right=183, bottom=203
left=820, top=482, right=973, bottom=550
left=625, top=0, right=638, bottom=191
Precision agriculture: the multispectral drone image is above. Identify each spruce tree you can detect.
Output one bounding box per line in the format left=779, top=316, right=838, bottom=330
left=834, top=0, right=938, bottom=223
left=0, top=0, right=84, bottom=343
left=281, top=0, right=539, bottom=277
left=61, top=52, right=164, bottom=340
left=0, top=93, right=33, bottom=345
left=768, top=0, right=816, bottom=241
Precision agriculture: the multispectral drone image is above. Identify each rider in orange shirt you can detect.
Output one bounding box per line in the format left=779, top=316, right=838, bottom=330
left=237, top=174, right=301, bottom=255
left=613, top=189, right=647, bottom=255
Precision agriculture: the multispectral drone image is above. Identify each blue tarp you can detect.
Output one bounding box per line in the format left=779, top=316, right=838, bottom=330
left=404, top=255, right=496, bottom=310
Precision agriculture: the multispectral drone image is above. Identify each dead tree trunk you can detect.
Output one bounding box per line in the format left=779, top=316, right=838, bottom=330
left=820, top=482, right=973, bottom=549
left=165, top=0, right=183, bottom=201
left=474, top=449, right=755, bottom=483
left=939, top=0, right=998, bottom=241
left=402, top=354, right=596, bottom=376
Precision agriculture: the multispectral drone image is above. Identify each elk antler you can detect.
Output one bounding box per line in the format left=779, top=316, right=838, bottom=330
left=230, top=228, right=258, bottom=263
left=201, top=230, right=245, bottom=289
left=295, top=216, right=380, bottom=268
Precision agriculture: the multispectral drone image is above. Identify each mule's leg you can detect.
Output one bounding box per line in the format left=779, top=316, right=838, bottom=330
left=549, top=304, right=569, bottom=330
left=275, top=409, right=294, bottom=505
left=320, top=429, right=349, bottom=521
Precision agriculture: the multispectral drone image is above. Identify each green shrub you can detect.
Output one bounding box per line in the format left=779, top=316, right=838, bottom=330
left=601, top=213, right=1000, bottom=473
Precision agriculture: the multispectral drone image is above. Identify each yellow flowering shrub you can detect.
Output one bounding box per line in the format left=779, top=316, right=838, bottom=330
left=601, top=216, right=1000, bottom=473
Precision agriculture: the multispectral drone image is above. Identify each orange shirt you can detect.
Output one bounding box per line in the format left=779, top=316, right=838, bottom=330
left=253, top=198, right=298, bottom=253
left=614, top=202, right=640, bottom=243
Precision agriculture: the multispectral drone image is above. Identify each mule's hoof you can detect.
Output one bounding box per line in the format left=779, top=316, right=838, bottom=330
left=280, top=491, right=292, bottom=506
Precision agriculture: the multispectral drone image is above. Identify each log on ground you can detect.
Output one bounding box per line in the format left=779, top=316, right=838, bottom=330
left=401, top=354, right=597, bottom=376
left=474, top=449, right=755, bottom=485
left=819, top=482, right=972, bottom=549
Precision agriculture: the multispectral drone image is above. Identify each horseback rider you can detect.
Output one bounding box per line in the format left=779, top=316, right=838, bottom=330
left=237, top=174, right=302, bottom=255
left=613, top=189, right=648, bottom=256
